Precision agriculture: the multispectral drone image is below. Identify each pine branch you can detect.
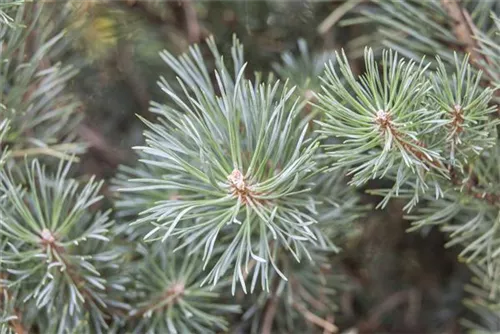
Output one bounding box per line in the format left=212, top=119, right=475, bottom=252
left=318, top=0, right=365, bottom=35
left=180, top=0, right=201, bottom=43
left=440, top=0, right=499, bottom=107
left=462, top=264, right=500, bottom=332
left=8, top=315, right=24, bottom=334
left=292, top=301, right=338, bottom=333
left=449, top=166, right=500, bottom=206
left=119, top=35, right=334, bottom=293
left=316, top=39, right=500, bottom=330
left=273, top=38, right=335, bottom=97
left=0, top=289, right=25, bottom=334
left=126, top=242, right=240, bottom=333
left=0, top=158, right=126, bottom=332
left=244, top=247, right=349, bottom=333
left=364, top=0, right=500, bottom=116
left=261, top=281, right=279, bottom=334
left=440, top=0, right=485, bottom=67
left=1, top=2, right=86, bottom=161
left=317, top=48, right=498, bottom=210
left=77, top=124, right=128, bottom=168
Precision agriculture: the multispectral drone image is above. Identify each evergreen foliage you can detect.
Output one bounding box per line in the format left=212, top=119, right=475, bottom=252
left=0, top=158, right=128, bottom=332
left=1, top=0, right=500, bottom=333
left=126, top=242, right=240, bottom=334
left=0, top=2, right=85, bottom=161
left=118, top=36, right=360, bottom=295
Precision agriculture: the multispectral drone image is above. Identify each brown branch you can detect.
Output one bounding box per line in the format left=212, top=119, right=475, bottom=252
left=298, top=285, right=328, bottom=312
left=1, top=274, right=27, bottom=334
left=289, top=272, right=337, bottom=334
left=368, top=291, right=408, bottom=323
left=9, top=313, right=25, bottom=334
left=77, top=124, right=129, bottom=168
left=449, top=104, right=465, bottom=138
left=440, top=0, right=498, bottom=95
left=375, top=110, right=445, bottom=171
left=261, top=281, right=279, bottom=334
left=449, top=166, right=500, bottom=205
left=323, top=314, right=336, bottom=334
left=376, top=109, right=500, bottom=205
left=440, top=0, right=493, bottom=76
left=130, top=282, right=185, bottom=318
left=359, top=289, right=423, bottom=332
left=52, top=252, right=92, bottom=303
left=445, top=105, right=500, bottom=205
left=292, top=301, right=339, bottom=333
left=181, top=0, right=201, bottom=44
left=40, top=233, right=116, bottom=319
left=317, top=0, right=365, bottom=35
left=364, top=290, right=410, bottom=329
left=169, top=0, right=206, bottom=44
left=440, top=0, right=484, bottom=65
left=404, top=288, right=421, bottom=329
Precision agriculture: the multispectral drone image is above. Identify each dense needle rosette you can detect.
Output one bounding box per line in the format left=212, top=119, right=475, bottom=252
left=120, top=36, right=330, bottom=293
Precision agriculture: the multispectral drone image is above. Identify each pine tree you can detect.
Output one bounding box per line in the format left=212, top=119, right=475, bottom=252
left=1, top=0, right=500, bottom=333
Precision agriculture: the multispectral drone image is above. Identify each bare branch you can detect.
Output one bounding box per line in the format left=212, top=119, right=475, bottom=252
left=293, top=301, right=339, bottom=333
left=261, top=290, right=279, bottom=334
left=440, top=0, right=496, bottom=83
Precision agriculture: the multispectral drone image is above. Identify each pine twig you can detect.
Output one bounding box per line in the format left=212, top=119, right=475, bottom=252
left=449, top=166, right=500, bottom=206
left=77, top=124, right=129, bottom=167
left=292, top=301, right=339, bottom=333
left=181, top=0, right=201, bottom=43
left=10, top=144, right=83, bottom=161
left=441, top=0, right=482, bottom=63
left=1, top=276, right=27, bottom=334
left=361, top=289, right=422, bottom=331
left=318, top=0, right=364, bottom=35
left=375, top=110, right=446, bottom=172
left=404, top=288, right=421, bottom=329
left=9, top=312, right=25, bottom=334
left=440, top=0, right=496, bottom=86
left=130, top=284, right=185, bottom=319
left=323, top=314, right=336, bottom=334
left=169, top=0, right=203, bottom=44
left=261, top=288, right=279, bottom=334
